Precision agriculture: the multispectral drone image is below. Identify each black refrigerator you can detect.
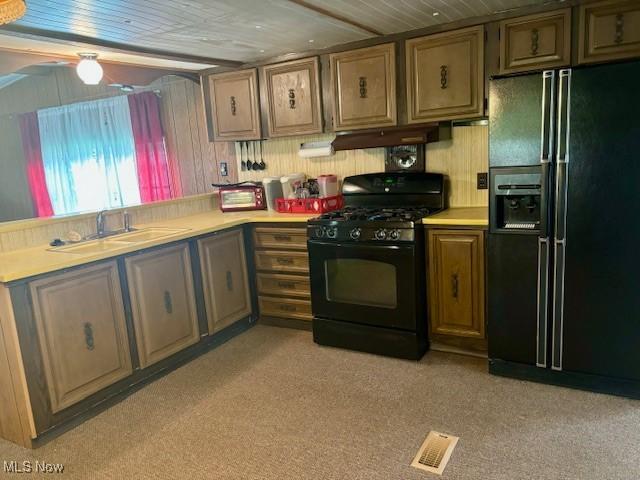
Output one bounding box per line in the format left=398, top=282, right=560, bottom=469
left=487, top=60, right=640, bottom=397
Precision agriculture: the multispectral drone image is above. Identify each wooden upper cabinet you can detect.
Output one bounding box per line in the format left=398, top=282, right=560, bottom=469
left=578, top=0, right=640, bottom=64
left=428, top=230, right=485, bottom=339
left=207, top=68, right=261, bottom=140
left=125, top=244, right=201, bottom=368
left=500, top=9, right=571, bottom=74
left=198, top=229, right=252, bottom=334
left=261, top=57, right=323, bottom=137
left=406, top=25, right=484, bottom=123
left=29, top=262, right=132, bottom=413
left=330, top=43, right=397, bottom=131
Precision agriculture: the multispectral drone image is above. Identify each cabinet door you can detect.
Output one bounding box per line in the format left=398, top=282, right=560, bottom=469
left=330, top=43, right=397, bottom=130
left=262, top=57, right=323, bottom=137
left=406, top=26, right=484, bottom=122
left=126, top=244, right=200, bottom=368
left=428, top=230, right=485, bottom=338
left=500, top=9, right=571, bottom=74
left=198, top=230, right=252, bottom=334
left=30, top=262, right=132, bottom=413
left=208, top=68, right=261, bottom=140
left=578, top=0, right=640, bottom=64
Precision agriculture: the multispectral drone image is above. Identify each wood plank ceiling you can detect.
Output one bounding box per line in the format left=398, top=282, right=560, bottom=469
left=5, top=0, right=553, bottom=65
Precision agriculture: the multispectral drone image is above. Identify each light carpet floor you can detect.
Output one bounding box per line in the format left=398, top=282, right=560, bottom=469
left=1, top=324, right=639, bottom=479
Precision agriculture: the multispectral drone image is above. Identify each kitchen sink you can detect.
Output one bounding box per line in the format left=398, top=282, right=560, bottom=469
left=111, top=227, right=190, bottom=243
left=51, top=239, right=133, bottom=254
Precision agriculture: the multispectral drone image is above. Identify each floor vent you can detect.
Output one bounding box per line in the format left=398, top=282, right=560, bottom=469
left=411, top=431, right=459, bottom=475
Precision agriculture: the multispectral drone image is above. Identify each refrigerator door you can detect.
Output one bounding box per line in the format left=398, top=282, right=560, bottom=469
left=552, top=61, right=640, bottom=381
left=489, top=73, right=545, bottom=167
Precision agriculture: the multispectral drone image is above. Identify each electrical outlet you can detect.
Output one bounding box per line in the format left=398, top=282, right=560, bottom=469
left=477, top=172, right=488, bottom=190
left=220, top=162, right=228, bottom=177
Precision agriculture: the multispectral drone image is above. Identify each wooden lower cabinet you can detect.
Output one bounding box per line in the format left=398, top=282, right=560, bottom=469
left=125, top=244, right=200, bottom=368
left=198, top=229, right=252, bottom=334
left=427, top=229, right=486, bottom=350
left=254, top=224, right=312, bottom=324
left=29, top=262, right=132, bottom=413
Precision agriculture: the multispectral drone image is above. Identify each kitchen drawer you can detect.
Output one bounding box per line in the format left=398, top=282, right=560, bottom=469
left=254, top=227, right=308, bottom=251
left=259, top=296, right=312, bottom=321
left=255, top=250, right=309, bottom=273
left=257, top=273, right=310, bottom=298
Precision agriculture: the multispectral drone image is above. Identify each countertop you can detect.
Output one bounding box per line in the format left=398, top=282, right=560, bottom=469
left=0, top=210, right=314, bottom=283
left=422, top=207, right=488, bottom=227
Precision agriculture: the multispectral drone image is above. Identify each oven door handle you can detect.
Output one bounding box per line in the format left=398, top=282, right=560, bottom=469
left=307, top=240, right=411, bottom=251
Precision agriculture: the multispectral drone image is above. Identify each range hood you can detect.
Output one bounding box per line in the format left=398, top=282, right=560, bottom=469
left=331, top=122, right=451, bottom=151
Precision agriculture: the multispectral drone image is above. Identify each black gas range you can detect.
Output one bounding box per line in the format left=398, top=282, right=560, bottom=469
left=307, top=172, right=445, bottom=360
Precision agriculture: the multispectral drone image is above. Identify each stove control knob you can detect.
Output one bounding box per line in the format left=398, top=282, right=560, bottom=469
left=326, top=227, right=338, bottom=239
left=315, top=227, right=325, bottom=238
left=389, top=229, right=400, bottom=240
left=349, top=228, right=361, bottom=240
left=375, top=229, right=387, bottom=240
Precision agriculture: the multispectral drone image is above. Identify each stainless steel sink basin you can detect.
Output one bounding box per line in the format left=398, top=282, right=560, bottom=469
left=111, top=227, right=190, bottom=243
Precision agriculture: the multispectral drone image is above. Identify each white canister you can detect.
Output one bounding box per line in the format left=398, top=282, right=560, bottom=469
left=317, top=174, right=339, bottom=198
left=280, top=173, right=306, bottom=199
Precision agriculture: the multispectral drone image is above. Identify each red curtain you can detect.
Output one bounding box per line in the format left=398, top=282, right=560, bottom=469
left=128, top=91, right=182, bottom=202
left=18, top=112, right=54, bottom=217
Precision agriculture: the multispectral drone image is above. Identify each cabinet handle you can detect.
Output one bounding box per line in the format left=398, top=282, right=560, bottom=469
left=226, top=270, right=234, bottom=291
left=164, top=291, right=173, bottom=314
left=276, top=257, right=294, bottom=265
left=230, top=96, right=237, bottom=116
left=359, top=76, right=367, bottom=98
left=451, top=273, right=459, bottom=299
left=280, top=304, right=297, bottom=312
left=288, top=89, right=296, bottom=109
left=273, top=234, right=292, bottom=242
left=440, top=65, right=448, bottom=89
left=84, top=322, right=95, bottom=351
left=531, top=28, right=539, bottom=55
left=277, top=281, right=296, bottom=289
left=615, top=13, right=624, bottom=44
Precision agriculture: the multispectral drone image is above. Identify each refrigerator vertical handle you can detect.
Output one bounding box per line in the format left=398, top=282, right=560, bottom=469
left=540, top=71, right=556, bottom=163
left=552, top=69, right=571, bottom=371
left=536, top=238, right=550, bottom=367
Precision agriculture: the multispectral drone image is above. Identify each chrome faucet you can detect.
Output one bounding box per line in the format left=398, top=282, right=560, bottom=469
left=96, top=210, right=108, bottom=237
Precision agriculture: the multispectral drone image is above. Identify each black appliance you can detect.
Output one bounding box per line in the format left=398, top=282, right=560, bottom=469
left=488, top=61, right=640, bottom=397
left=307, top=172, right=445, bottom=360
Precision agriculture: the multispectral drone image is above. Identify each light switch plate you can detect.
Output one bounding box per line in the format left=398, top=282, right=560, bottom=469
left=477, top=172, right=488, bottom=190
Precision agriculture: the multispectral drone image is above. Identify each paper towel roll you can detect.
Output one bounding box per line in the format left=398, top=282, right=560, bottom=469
left=298, top=141, right=334, bottom=158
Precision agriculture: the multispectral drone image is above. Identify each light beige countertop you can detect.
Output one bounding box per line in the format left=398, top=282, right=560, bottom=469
left=0, top=210, right=314, bottom=283
left=422, top=207, right=488, bottom=227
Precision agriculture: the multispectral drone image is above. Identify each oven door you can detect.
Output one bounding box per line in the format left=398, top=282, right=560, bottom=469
left=308, top=239, right=417, bottom=331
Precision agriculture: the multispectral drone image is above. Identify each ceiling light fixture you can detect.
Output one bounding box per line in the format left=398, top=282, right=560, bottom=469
left=0, top=0, right=26, bottom=25
left=433, top=12, right=440, bottom=16
left=76, top=53, right=104, bottom=85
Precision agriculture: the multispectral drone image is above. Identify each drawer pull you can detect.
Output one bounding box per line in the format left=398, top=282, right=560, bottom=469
left=615, top=13, right=624, bottom=44
left=531, top=28, right=539, bottom=55
left=276, top=257, right=294, bottom=265
left=440, top=65, right=448, bottom=89
left=451, top=273, right=459, bottom=299
left=280, top=304, right=297, bottom=312
left=84, top=322, right=95, bottom=351
left=277, top=281, right=296, bottom=289
left=226, top=270, right=234, bottom=291
left=359, top=76, right=367, bottom=98
left=273, top=234, right=292, bottom=242
left=230, top=96, right=237, bottom=116
left=164, top=290, right=173, bottom=314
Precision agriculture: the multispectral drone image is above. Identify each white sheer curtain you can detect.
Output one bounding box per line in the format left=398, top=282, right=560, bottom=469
left=37, top=95, right=141, bottom=216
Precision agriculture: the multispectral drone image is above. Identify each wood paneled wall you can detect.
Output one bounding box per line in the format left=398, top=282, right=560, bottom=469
left=235, top=125, right=488, bottom=208
left=0, top=67, right=233, bottom=222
